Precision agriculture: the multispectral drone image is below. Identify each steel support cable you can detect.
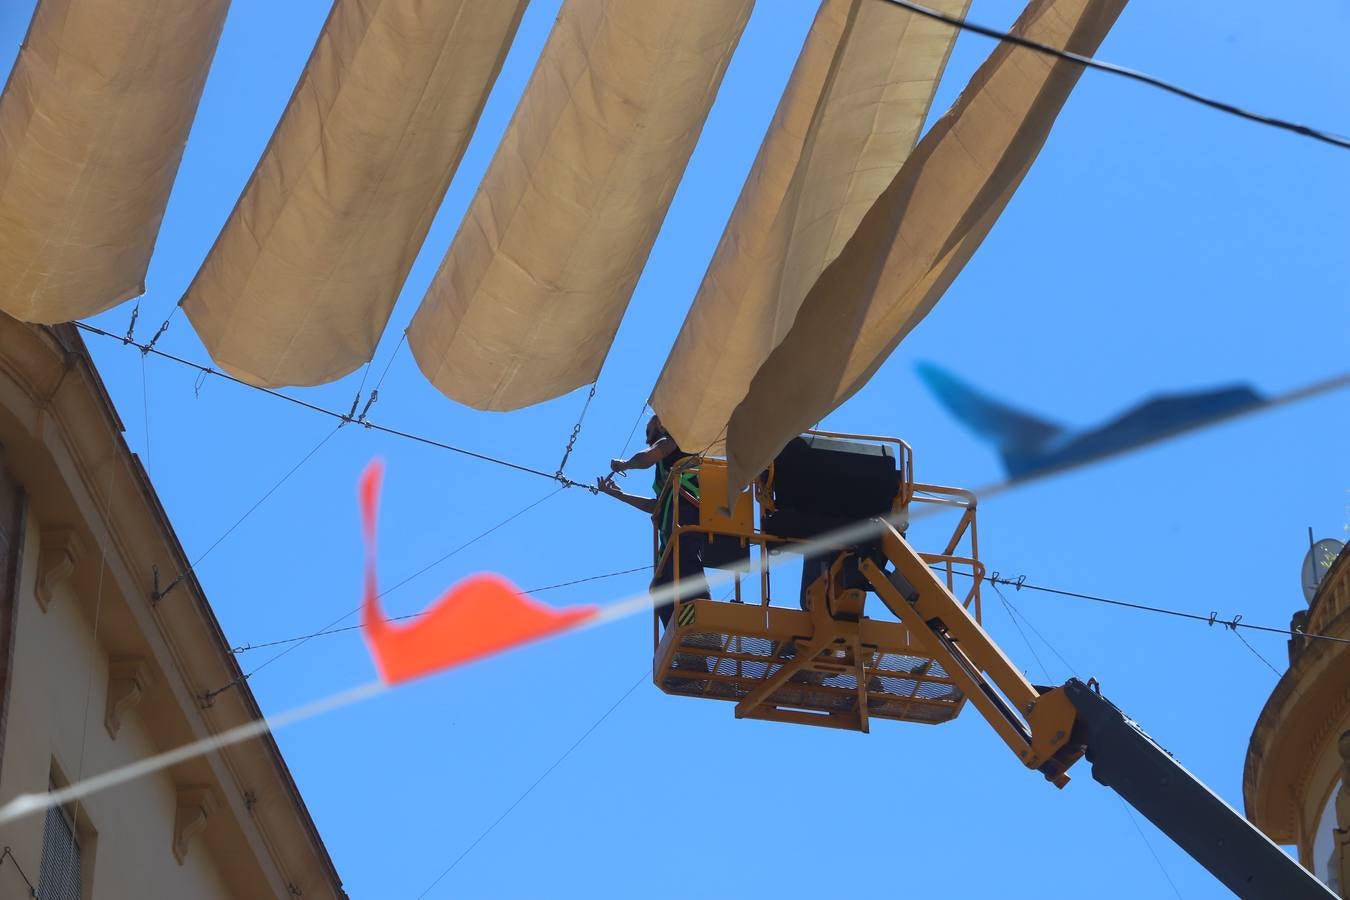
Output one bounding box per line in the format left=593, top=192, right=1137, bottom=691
left=343, top=366, right=375, bottom=428
left=555, top=382, right=598, bottom=480
left=1231, top=628, right=1283, bottom=677
left=75, top=322, right=592, bottom=490
left=990, top=574, right=1080, bottom=679
left=985, top=577, right=1221, bottom=896
left=345, top=329, right=409, bottom=428
left=415, top=670, right=648, bottom=899
left=0, top=513, right=1020, bottom=826
left=229, top=564, right=652, bottom=654
left=221, top=486, right=570, bottom=693
left=1117, top=796, right=1186, bottom=900
left=945, top=567, right=1350, bottom=650
left=372, top=332, right=408, bottom=395
left=140, top=303, right=179, bottom=355
left=140, top=353, right=152, bottom=474
left=152, top=424, right=343, bottom=604
left=618, top=401, right=649, bottom=459
left=0, top=846, right=36, bottom=895
left=879, top=0, right=1350, bottom=152
left=991, top=580, right=1051, bottom=683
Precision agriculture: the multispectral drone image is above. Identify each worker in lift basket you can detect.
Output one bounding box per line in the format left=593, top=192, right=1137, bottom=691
left=595, top=415, right=710, bottom=628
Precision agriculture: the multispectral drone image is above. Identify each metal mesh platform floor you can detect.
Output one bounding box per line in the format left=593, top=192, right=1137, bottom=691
left=655, top=602, right=966, bottom=728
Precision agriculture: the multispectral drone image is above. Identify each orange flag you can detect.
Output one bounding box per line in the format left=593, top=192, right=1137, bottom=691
left=360, top=461, right=597, bottom=684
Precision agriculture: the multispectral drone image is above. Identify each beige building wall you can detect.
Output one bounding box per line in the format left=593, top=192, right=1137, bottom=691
left=3, top=512, right=234, bottom=899
left=1245, top=543, right=1350, bottom=895
left=0, top=319, right=345, bottom=899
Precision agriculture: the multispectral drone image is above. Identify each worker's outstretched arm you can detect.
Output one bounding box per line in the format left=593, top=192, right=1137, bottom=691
left=611, top=437, right=677, bottom=473
left=595, top=477, right=658, bottom=514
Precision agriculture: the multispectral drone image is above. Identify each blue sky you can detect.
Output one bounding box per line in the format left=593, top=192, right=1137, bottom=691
left=5, top=1, right=1349, bottom=897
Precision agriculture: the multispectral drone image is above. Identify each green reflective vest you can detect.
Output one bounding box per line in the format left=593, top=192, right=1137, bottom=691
left=654, top=453, right=700, bottom=554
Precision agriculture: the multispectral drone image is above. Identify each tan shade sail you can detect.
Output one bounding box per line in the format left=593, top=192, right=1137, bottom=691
left=409, top=0, right=754, bottom=412
left=651, top=0, right=969, bottom=454
left=0, top=0, right=231, bottom=324
left=182, top=0, right=529, bottom=388
left=724, top=0, right=1128, bottom=490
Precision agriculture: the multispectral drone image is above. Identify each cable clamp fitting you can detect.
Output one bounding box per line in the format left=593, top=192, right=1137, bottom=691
left=143, top=318, right=171, bottom=355
left=199, top=676, right=247, bottom=708
left=123, top=306, right=140, bottom=344
left=357, top=389, right=379, bottom=425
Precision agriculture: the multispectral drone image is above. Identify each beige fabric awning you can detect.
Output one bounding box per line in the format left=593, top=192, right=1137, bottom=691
left=650, top=0, right=968, bottom=454
left=408, top=0, right=754, bottom=412
left=182, top=0, right=529, bottom=388
left=723, top=0, right=1128, bottom=490
left=0, top=0, right=231, bottom=324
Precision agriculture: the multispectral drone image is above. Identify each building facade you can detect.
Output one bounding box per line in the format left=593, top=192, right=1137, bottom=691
left=1245, top=539, right=1350, bottom=893
left=0, top=319, right=344, bottom=898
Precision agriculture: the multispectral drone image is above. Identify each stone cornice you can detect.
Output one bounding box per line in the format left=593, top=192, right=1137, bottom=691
left=1308, top=545, right=1350, bottom=639
left=1244, top=596, right=1350, bottom=843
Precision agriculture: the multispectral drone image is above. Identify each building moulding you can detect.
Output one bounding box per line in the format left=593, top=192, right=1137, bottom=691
left=104, top=656, right=151, bottom=740
left=35, top=526, right=83, bottom=612
left=173, top=784, right=217, bottom=865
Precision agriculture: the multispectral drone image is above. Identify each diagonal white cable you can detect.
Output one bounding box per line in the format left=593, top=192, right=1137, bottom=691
left=0, top=681, right=386, bottom=827
left=0, top=508, right=923, bottom=827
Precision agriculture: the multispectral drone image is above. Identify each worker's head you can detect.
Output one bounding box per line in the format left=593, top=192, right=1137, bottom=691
left=645, top=415, right=667, bottom=445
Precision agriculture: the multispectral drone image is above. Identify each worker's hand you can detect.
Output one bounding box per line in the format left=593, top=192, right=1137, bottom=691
left=595, top=476, right=619, bottom=496
left=609, top=458, right=628, bottom=474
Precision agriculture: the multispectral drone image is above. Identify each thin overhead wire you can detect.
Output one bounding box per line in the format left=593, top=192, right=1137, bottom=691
left=0, top=846, right=37, bottom=895
left=0, top=510, right=1001, bottom=827
left=142, top=305, right=180, bottom=353
left=1232, top=628, right=1283, bottom=678
left=880, top=0, right=1350, bottom=152
left=229, top=564, right=652, bottom=654
left=152, top=424, right=343, bottom=603
left=217, top=502, right=915, bottom=703
left=4, top=564, right=709, bottom=826
left=140, top=353, right=152, bottom=474
left=75, top=322, right=590, bottom=489
left=235, top=486, right=569, bottom=683
left=346, top=329, right=409, bottom=427
left=990, top=572, right=1078, bottom=677
left=73, top=432, right=121, bottom=837
left=0, top=681, right=387, bottom=829
left=618, top=401, right=649, bottom=459
left=191, top=425, right=341, bottom=569
left=966, top=569, right=1346, bottom=650
left=348, top=358, right=375, bottom=422
left=415, top=670, right=648, bottom=898
left=372, top=332, right=408, bottom=395
left=991, top=581, right=1050, bottom=683
left=1117, top=797, right=1186, bottom=900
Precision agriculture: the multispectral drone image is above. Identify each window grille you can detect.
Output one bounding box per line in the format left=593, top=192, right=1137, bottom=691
left=36, top=789, right=81, bottom=900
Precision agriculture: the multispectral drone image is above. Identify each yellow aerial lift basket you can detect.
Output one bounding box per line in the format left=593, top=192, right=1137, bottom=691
left=646, top=439, right=1343, bottom=898
left=652, top=431, right=984, bottom=733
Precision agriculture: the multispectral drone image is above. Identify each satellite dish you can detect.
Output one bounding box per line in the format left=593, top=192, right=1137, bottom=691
left=1302, top=538, right=1344, bottom=603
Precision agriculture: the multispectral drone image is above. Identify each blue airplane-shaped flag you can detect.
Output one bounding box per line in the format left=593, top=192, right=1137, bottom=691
left=916, top=362, right=1269, bottom=482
